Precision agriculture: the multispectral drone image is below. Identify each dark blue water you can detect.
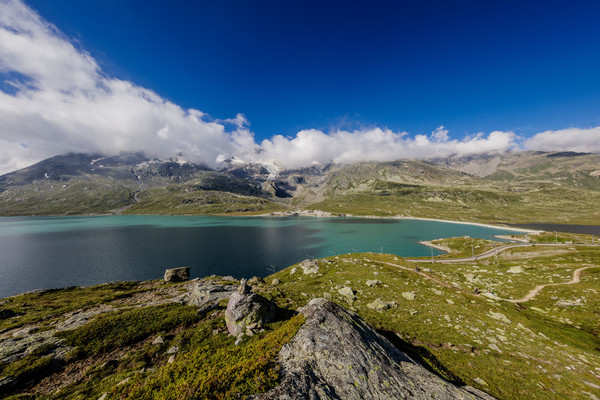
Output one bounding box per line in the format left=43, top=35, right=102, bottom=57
left=0, top=215, right=524, bottom=298
left=511, top=223, right=600, bottom=236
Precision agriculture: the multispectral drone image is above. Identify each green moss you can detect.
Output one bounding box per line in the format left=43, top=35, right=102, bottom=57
left=56, top=304, right=201, bottom=356
left=112, top=314, right=305, bottom=399
left=0, top=282, right=148, bottom=332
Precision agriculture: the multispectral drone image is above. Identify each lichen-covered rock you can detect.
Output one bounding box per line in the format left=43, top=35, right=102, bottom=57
left=300, top=259, right=319, bottom=275
left=366, top=279, right=382, bottom=287
left=163, top=267, right=190, bottom=282
left=402, top=291, right=416, bottom=301
left=224, top=282, right=276, bottom=337
left=337, top=286, right=354, bottom=297
left=185, top=282, right=236, bottom=309
left=367, top=298, right=395, bottom=311
left=253, top=299, right=496, bottom=400
left=248, top=276, right=266, bottom=285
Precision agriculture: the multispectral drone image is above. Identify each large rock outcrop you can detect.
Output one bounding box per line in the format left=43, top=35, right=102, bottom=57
left=254, top=298, right=496, bottom=400
left=225, top=280, right=276, bottom=337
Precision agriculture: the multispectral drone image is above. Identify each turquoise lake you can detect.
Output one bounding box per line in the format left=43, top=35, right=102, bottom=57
left=0, top=215, right=524, bottom=298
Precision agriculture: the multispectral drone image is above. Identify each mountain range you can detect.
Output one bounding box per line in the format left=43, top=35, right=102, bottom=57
left=1, top=151, right=599, bottom=225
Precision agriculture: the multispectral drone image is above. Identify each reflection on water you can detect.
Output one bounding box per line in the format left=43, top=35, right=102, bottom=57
left=0, top=216, right=523, bottom=297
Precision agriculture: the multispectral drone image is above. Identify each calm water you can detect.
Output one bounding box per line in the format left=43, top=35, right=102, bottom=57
left=0, top=215, right=523, bottom=298
left=511, top=223, right=600, bottom=236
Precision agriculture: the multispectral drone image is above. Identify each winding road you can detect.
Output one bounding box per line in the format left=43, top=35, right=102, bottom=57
left=406, top=243, right=577, bottom=264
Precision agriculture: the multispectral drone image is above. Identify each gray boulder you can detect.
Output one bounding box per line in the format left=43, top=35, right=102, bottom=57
left=185, top=282, right=236, bottom=310
left=300, top=259, right=320, bottom=275
left=224, top=281, right=276, bottom=337
left=254, top=298, right=496, bottom=400
left=163, top=267, right=190, bottom=282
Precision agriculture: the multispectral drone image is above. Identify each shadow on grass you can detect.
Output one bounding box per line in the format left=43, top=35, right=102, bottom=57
left=377, top=329, right=465, bottom=386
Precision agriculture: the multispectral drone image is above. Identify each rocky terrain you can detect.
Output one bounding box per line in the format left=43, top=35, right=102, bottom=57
left=1, top=150, right=600, bottom=224
left=0, top=271, right=496, bottom=399
left=1, top=236, right=599, bottom=399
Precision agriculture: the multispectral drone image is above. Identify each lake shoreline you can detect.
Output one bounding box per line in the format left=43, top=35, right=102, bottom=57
left=259, top=210, right=542, bottom=234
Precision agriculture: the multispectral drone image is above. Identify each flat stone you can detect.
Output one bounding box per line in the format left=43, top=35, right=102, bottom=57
left=402, top=292, right=416, bottom=301
left=152, top=336, right=164, bottom=345
left=489, top=312, right=511, bottom=324
left=367, top=298, right=393, bottom=311
left=12, top=326, right=37, bottom=338
left=185, top=282, right=236, bottom=308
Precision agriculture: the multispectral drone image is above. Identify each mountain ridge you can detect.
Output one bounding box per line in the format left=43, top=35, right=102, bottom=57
left=1, top=151, right=599, bottom=224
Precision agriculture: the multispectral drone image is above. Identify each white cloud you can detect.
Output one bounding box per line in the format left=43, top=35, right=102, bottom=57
left=0, top=0, right=241, bottom=174
left=241, top=127, right=517, bottom=169
left=524, top=127, right=600, bottom=153
left=0, top=0, right=521, bottom=175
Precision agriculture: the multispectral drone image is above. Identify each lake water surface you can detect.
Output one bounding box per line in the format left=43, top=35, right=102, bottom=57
left=0, top=215, right=524, bottom=298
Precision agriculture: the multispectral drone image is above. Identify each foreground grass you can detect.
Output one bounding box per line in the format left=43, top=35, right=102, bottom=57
left=0, top=279, right=304, bottom=400
left=267, top=245, right=600, bottom=400
left=113, top=314, right=304, bottom=400
left=56, top=304, right=202, bottom=356
left=0, top=282, right=146, bottom=333
left=2, top=242, right=599, bottom=399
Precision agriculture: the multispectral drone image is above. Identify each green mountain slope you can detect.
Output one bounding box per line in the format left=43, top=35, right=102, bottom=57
left=1, top=151, right=599, bottom=224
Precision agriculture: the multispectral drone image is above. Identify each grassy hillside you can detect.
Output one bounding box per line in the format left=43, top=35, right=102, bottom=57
left=268, top=244, right=600, bottom=400
left=1, top=238, right=599, bottom=399
left=123, top=188, right=286, bottom=215
left=309, top=182, right=600, bottom=225
left=0, top=179, right=136, bottom=216
left=1, top=151, right=599, bottom=224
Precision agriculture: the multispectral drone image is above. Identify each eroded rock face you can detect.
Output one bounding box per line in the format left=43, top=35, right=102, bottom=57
left=163, top=267, right=190, bottom=282
left=185, top=282, right=236, bottom=311
left=224, top=281, right=276, bottom=337
left=254, top=299, right=496, bottom=400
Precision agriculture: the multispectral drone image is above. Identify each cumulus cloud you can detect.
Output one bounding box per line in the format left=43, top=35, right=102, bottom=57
left=241, top=127, right=517, bottom=169
left=0, top=0, right=521, bottom=175
left=0, top=0, right=247, bottom=174
left=524, top=127, right=600, bottom=154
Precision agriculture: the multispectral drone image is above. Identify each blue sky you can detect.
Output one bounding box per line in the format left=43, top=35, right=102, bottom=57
left=1, top=0, right=600, bottom=173
left=27, top=0, right=600, bottom=138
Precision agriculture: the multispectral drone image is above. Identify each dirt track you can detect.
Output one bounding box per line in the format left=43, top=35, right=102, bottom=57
left=365, top=258, right=598, bottom=304
left=503, top=266, right=596, bottom=303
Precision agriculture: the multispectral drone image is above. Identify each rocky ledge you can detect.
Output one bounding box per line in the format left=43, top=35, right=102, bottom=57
left=255, top=298, right=496, bottom=400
